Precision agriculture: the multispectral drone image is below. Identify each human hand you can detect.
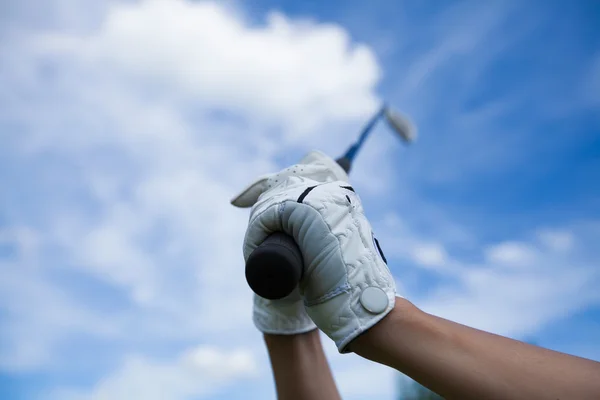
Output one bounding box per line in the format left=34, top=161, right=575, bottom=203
left=232, top=150, right=349, bottom=335
left=251, top=289, right=316, bottom=335
left=234, top=150, right=396, bottom=352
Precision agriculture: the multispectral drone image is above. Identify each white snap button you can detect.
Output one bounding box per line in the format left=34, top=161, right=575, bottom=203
left=360, top=287, right=388, bottom=314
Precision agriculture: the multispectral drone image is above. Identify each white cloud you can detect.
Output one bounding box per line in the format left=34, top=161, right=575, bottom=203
left=420, top=263, right=600, bottom=338
left=31, top=0, right=380, bottom=135
left=373, top=213, right=466, bottom=276
left=52, top=345, right=258, bottom=400
left=0, top=0, right=383, bottom=386
left=0, top=227, right=119, bottom=371
left=416, top=226, right=600, bottom=337
left=485, top=241, right=537, bottom=266
left=181, top=346, right=257, bottom=378
left=537, top=229, right=574, bottom=252
left=410, top=242, right=448, bottom=267
left=2, top=1, right=600, bottom=400
left=373, top=214, right=600, bottom=339
left=334, top=359, right=397, bottom=400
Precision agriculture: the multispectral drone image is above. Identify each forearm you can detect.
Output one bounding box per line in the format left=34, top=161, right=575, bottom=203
left=351, top=298, right=600, bottom=400
left=264, top=329, right=342, bottom=400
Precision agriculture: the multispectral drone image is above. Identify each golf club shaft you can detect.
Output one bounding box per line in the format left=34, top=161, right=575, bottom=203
left=338, top=105, right=386, bottom=166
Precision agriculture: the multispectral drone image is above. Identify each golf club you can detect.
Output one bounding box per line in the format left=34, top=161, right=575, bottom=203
left=335, top=104, right=415, bottom=172
left=245, top=105, right=416, bottom=300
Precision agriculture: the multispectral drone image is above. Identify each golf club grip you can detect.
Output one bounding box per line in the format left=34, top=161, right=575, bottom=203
left=245, top=232, right=303, bottom=300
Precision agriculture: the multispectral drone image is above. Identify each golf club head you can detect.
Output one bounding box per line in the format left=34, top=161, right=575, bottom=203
left=383, top=108, right=416, bottom=143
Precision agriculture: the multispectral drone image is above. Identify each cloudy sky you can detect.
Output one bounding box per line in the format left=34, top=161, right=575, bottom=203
left=1, top=0, right=599, bottom=399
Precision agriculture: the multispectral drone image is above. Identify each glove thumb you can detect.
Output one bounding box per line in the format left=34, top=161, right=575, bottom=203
left=230, top=173, right=272, bottom=208
left=230, top=150, right=349, bottom=208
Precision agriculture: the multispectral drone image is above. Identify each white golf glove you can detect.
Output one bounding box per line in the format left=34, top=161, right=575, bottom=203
left=231, top=151, right=345, bottom=335
left=251, top=289, right=316, bottom=335
left=232, top=150, right=396, bottom=352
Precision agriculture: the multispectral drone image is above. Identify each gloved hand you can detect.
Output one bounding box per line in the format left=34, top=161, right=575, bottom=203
left=231, top=150, right=350, bottom=335
left=251, top=289, right=316, bottom=335
left=232, top=150, right=396, bottom=352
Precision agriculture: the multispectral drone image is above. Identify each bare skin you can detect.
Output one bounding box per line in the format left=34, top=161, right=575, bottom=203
left=350, top=297, right=600, bottom=400
left=263, top=299, right=600, bottom=399
left=264, top=329, right=342, bottom=400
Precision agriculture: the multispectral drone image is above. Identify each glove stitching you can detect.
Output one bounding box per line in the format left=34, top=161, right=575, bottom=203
left=304, top=283, right=352, bottom=307
left=293, top=201, right=352, bottom=289
left=292, top=200, right=363, bottom=339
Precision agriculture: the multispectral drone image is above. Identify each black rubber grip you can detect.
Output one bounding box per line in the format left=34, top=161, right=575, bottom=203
left=245, top=232, right=304, bottom=300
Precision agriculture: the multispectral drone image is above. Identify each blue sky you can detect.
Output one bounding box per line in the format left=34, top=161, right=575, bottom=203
left=1, top=0, right=599, bottom=399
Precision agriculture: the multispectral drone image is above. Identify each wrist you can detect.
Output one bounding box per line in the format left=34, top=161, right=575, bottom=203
left=263, top=328, right=319, bottom=342
left=348, top=297, right=424, bottom=357
left=264, top=327, right=342, bottom=400
left=264, top=329, right=323, bottom=364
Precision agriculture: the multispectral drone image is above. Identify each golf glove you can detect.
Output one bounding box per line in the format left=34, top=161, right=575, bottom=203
left=232, top=151, right=396, bottom=352
left=251, top=289, right=317, bottom=335
left=231, top=150, right=349, bottom=335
